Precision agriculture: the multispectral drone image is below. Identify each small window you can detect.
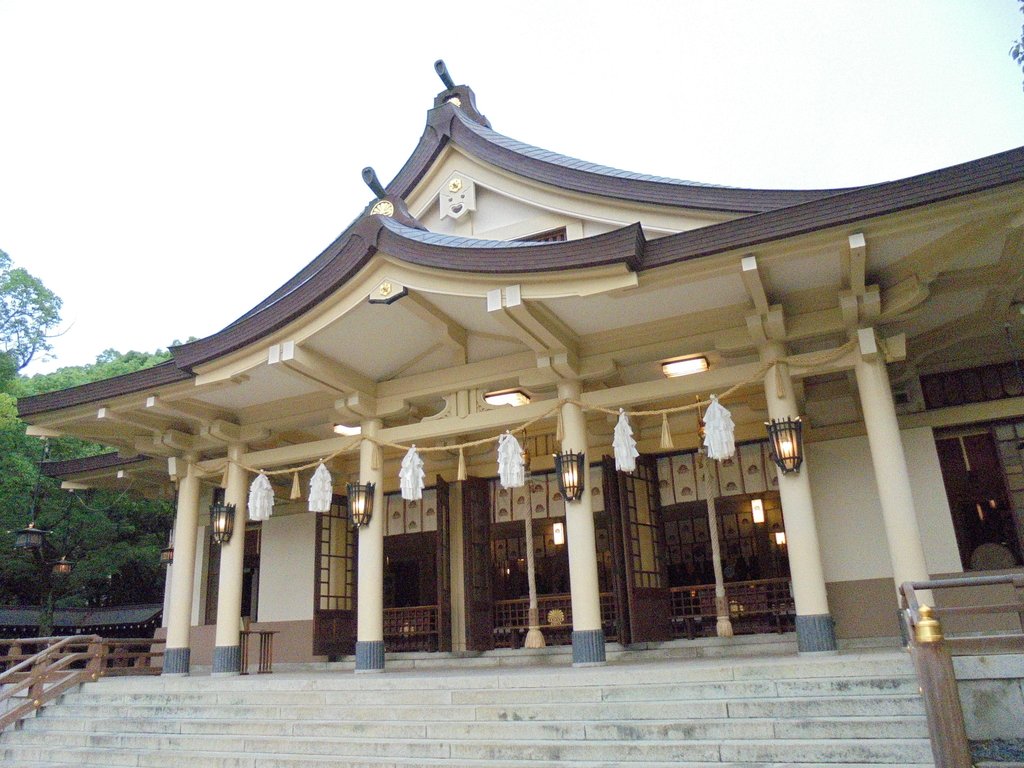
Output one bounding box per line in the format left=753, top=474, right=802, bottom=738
left=516, top=227, right=567, bottom=243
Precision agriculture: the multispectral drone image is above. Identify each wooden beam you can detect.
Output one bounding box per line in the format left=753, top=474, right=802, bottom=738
left=144, top=395, right=220, bottom=426
left=400, top=292, right=468, bottom=365
left=25, top=425, right=63, bottom=438
left=847, top=233, right=867, bottom=296
left=487, top=285, right=579, bottom=360
left=160, top=429, right=201, bottom=453
left=740, top=255, right=770, bottom=314
left=880, top=214, right=1009, bottom=288
left=269, top=341, right=376, bottom=397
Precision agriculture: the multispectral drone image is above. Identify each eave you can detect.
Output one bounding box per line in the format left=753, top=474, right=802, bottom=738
left=391, top=103, right=854, bottom=214
left=17, top=361, right=191, bottom=418
left=646, top=145, right=1024, bottom=267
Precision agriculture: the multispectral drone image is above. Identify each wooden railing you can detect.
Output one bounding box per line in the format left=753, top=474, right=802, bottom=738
left=383, top=605, right=438, bottom=652
left=494, top=593, right=618, bottom=648
left=0, top=635, right=165, bottom=732
left=900, top=574, right=1024, bottom=768
left=239, top=630, right=277, bottom=674
left=669, top=577, right=795, bottom=638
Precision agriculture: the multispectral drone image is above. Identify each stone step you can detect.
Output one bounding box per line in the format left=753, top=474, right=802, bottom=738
left=17, top=714, right=929, bottom=741
left=0, top=756, right=938, bottom=768
left=69, top=673, right=919, bottom=708
left=0, top=649, right=936, bottom=768
left=39, top=690, right=926, bottom=725
left=88, top=651, right=915, bottom=693
left=1, top=735, right=934, bottom=764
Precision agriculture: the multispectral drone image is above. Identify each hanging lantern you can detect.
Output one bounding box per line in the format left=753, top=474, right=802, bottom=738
left=160, top=545, right=174, bottom=567
left=209, top=502, right=236, bottom=545
left=51, top=556, right=74, bottom=576
left=553, top=451, right=586, bottom=502
left=14, top=522, right=46, bottom=550
left=765, top=417, right=804, bottom=474
left=347, top=482, right=375, bottom=527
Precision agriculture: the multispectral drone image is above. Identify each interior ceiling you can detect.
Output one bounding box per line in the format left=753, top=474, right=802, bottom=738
left=866, top=221, right=961, bottom=271
left=898, top=288, right=992, bottom=339
left=765, top=247, right=843, bottom=295
left=304, top=301, right=440, bottom=380
left=546, top=274, right=749, bottom=337
left=944, top=233, right=1004, bottom=271
left=194, top=363, right=318, bottom=409
left=407, top=293, right=510, bottom=335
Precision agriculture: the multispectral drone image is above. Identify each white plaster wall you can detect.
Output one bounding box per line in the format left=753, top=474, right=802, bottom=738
left=161, top=562, right=172, bottom=627
left=808, top=427, right=961, bottom=583
left=903, top=427, right=962, bottom=575
left=407, top=151, right=727, bottom=239
left=257, top=511, right=316, bottom=623
left=192, top=526, right=208, bottom=626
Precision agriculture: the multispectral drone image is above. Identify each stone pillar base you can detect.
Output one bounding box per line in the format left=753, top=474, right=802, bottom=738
left=795, top=613, right=838, bottom=653
left=355, top=640, right=385, bottom=673
left=212, top=644, right=241, bottom=675
left=162, top=647, right=190, bottom=676
left=571, top=629, right=606, bottom=666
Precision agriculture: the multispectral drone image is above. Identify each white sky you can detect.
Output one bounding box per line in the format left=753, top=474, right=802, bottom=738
left=2, top=1, right=1023, bottom=375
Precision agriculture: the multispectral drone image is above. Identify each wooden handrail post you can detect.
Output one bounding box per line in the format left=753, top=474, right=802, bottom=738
left=86, top=639, right=106, bottom=680
left=27, top=652, right=49, bottom=710
left=909, top=605, right=972, bottom=768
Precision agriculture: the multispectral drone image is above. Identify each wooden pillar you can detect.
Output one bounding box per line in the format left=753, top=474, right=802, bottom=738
left=212, top=444, right=247, bottom=674
left=163, top=455, right=200, bottom=675
left=854, top=328, right=932, bottom=602
left=557, top=380, right=605, bottom=666
left=355, top=419, right=385, bottom=672
left=763, top=343, right=836, bottom=652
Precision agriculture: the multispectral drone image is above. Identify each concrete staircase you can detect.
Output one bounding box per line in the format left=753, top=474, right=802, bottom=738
left=0, top=648, right=935, bottom=767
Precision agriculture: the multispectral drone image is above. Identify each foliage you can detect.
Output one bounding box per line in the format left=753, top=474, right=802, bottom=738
left=0, top=249, right=63, bottom=371
left=14, top=347, right=173, bottom=397
left=1, top=347, right=176, bottom=613
left=1013, top=1, right=1024, bottom=91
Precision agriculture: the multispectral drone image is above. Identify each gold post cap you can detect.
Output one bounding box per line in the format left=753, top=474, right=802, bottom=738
left=914, top=604, right=944, bottom=644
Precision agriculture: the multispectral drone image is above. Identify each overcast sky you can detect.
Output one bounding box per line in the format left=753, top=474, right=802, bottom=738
left=2, top=1, right=1023, bottom=375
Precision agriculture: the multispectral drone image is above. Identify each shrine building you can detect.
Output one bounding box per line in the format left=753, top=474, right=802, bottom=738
left=17, top=64, right=1024, bottom=674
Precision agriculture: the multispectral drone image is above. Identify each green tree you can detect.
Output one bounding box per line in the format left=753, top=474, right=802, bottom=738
left=14, top=347, right=173, bottom=398
left=2, top=347, right=176, bottom=620
left=0, top=249, right=63, bottom=371
left=1013, top=0, right=1024, bottom=90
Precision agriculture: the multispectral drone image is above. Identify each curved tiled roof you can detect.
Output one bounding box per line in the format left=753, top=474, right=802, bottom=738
left=376, top=217, right=644, bottom=273
left=385, top=105, right=855, bottom=214
left=14, top=84, right=1024, bottom=419
left=41, top=452, right=150, bottom=478
left=17, top=360, right=191, bottom=417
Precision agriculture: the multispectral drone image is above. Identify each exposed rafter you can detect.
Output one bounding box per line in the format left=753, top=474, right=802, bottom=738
left=268, top=341, right=376, bottom=398
left=399, top=292, right=468, bottom=365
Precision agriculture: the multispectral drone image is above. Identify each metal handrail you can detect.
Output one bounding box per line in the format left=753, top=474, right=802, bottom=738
left=899, top=574, right=1024, bottom=768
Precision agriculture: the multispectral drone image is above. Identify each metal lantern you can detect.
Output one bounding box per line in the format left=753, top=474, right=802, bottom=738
left=209, top=502, right=236, bottom=545
left=346, top=482, right=375, bottom=527
left=51, top=556, right=73, bottom=576
left=553, top=451, right=586, bottom=502
left=765, top=417, right=804, bottom=474
left=14, top=522, right=46, bottom=550
left=160, top=546, right=174, bottom=566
